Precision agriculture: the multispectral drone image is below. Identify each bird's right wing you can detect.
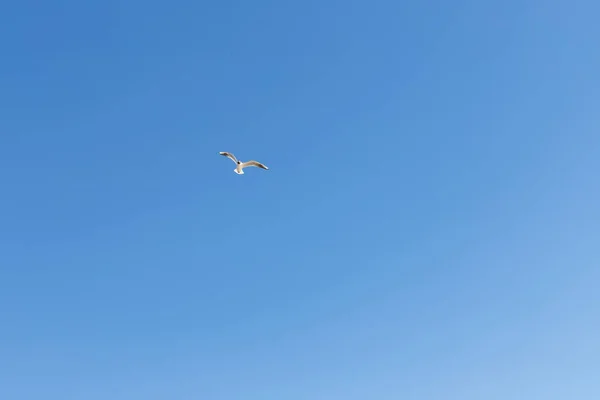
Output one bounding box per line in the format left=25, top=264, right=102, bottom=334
left=219, top=152, right=238, bottom=163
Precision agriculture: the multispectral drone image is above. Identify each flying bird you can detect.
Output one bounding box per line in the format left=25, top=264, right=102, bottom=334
left=219, top=152, right=269, bottom=174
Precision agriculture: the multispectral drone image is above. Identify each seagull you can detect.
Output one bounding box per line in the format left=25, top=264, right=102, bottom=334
left=219, top=152, right=269, bottom=175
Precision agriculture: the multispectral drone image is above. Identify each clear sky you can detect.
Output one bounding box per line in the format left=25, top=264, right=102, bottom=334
left=1, top=1, right=599, bottom=399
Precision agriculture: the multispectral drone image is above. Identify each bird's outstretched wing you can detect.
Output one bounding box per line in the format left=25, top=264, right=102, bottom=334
left=242, top=160, right=269, bottom=170
left=219, top=152, right=238, bottom=163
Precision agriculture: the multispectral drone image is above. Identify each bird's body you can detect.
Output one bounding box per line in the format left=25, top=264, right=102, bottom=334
left=219, top=152, right=269, bottom=174
left=234, top=161, right=244, bottom=175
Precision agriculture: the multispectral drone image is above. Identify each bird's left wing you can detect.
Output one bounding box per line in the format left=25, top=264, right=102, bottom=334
left=242, top=160, right=269, bottom=170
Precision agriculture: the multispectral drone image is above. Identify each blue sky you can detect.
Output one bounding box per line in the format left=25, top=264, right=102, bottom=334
left=1, top=0, right=599, bottom=398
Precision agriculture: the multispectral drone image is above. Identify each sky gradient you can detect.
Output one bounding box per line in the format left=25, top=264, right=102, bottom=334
left=1, top=1, right=599, bottom=399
